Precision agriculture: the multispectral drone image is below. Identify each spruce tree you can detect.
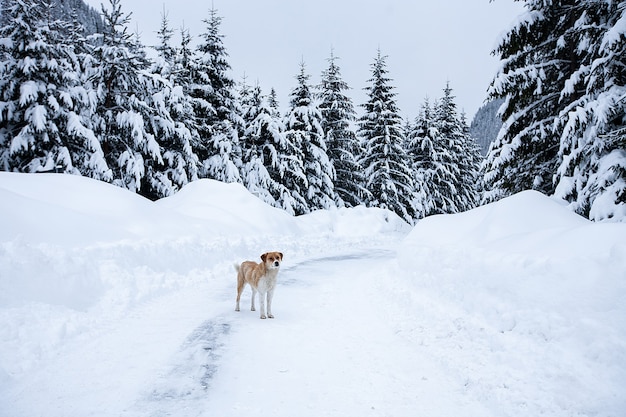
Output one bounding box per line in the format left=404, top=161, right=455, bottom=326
left=318, top=51, right=368, bottom=207
left=239, top=81, right=290, bottom=207
left=264, top=86, right=302, bottom=212
left=405, top=98, right=435, bottom=218
left=432, top=84, right=481, bottom=213
left=408, top=87, right=482, bottom=217
left=486, top=0, right=626, bottom=221
left=154, top=7, right=175, bottom=67
left=358, top=50, right=417, bottom=223
left=554, top=1, right=626, bottom=221
left=284, top=61, right=335, bottom=213
left=89, top=0, right=164, bottom=195
left=484, top=0, right=593, bottom=203
left=147, top=8, right=199, bottom=196
left=190, top=7, right=242, bottom=183
left=0, top=0, right=105, bottom=175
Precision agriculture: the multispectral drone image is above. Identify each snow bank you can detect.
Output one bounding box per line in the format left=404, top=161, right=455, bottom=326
left=395, top=190, right=626, bottom=416
left=296, top=205, right=412, bottom=238
left=154, top=179, right=299, bottom=237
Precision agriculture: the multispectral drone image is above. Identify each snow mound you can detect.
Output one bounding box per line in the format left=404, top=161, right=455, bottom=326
left=0, top=172, right=159, bottom=244
left=395, top=190, right=626, bottom=417
left=406, top=190, right=590, bottom=253
left=155, top=179, right=298, bottom=237
left=296, top=205, right=412, bottom=238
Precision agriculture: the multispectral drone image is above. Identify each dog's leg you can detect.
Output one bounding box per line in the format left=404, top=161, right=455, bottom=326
left=235, top=271, right=244, bottom=312
left=250, top=287, right=257, bottom=312
left=266, top=288, right=274, bottom=319
left=258, top=290, right=267, bottom=319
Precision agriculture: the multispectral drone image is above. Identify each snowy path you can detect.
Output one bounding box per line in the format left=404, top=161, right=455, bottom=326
left=198, top=249, right=487, bottom=417
left=3, top=244, right=485, bottom=417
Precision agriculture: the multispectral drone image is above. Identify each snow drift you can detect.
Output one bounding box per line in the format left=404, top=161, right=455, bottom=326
left=396, top=190, right=626, bottom=416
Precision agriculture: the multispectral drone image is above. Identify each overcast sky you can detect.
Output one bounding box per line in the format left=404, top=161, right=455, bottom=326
left=83, top=0, right=525, bottom=120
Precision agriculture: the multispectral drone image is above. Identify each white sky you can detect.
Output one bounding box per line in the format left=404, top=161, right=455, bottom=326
left=83, top=0, right=524, bottom=119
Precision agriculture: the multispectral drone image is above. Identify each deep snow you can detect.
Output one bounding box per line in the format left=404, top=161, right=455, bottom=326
left=0, top=172, right=624, bottom=417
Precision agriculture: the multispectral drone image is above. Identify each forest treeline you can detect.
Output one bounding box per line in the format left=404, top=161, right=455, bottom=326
left=2, top=0, right=625, bottom=223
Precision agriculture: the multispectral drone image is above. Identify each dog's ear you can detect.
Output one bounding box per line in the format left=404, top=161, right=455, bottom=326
left=261, top=253, right=267, bottom=262
left=278, top=252, right=283, bottom=260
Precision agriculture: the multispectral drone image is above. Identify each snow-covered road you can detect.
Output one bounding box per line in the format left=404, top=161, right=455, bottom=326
left=3, top=245, right=491, bottom=417
left=199, top=248, right=484, bottom=417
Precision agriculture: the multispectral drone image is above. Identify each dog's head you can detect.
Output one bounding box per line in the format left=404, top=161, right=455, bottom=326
left=261, top=251, right=283, bottom=269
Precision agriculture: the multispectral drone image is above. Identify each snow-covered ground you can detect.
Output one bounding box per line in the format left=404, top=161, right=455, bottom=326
left=0, top=172, right=624, bottom=417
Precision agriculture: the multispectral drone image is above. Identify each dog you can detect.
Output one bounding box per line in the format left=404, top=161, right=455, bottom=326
left=234, top=251, right=283, bottom=319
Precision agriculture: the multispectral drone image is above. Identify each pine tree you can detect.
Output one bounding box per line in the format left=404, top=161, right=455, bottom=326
left=146, top=8, right=199, bottom=196
left=239, top=80, right=290, bottom=207
left=487, top=0, right=626, bottom=222
left=484, top=0, right=594, bottom=203
left=405, top=98, right=435, bottom=218
left=174, top=24, right=194, bottom=88
left=358, top=50, right=417, bottom=223
left=554, top=1, right=626, bottom=221
left=268, top=87, right=280, bottom=117
left=171, top=24, right=203, bottom=165
left=0, top=0, right=105, bottom=175
left=154, top=6, right=175, bottom=67
left=190, top=7, right=242, bottom=183
left=318, top=51, right=368, bottom=207
left=432, top=83, right=481, bottom=213
left=89, top=0, right=164, bottom=195
left=284, top=61, right=336, bottom=213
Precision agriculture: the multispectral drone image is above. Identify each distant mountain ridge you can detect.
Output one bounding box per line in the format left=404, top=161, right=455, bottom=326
left=46, top=0, right=103, bottom=34
left=470, top=99, right=503, bottom=155
left=0, top=0, right=103, bottom=34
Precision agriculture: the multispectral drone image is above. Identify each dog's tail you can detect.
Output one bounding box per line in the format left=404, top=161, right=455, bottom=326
left=233, top=263, right=240, bottom=273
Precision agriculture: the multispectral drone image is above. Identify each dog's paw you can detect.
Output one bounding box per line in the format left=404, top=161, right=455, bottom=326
left=251, top=307, right=256, bottom=311
left=235, top=307, right=240, bottom=312
left=268, top=314, right=274, bottom=319
left=260, top=315, right=266, bottom=319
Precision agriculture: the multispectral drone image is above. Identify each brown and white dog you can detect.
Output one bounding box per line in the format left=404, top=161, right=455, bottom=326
left=234, top=252, right=283, bottom=319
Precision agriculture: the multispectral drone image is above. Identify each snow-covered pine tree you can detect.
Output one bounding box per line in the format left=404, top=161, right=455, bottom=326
left=486, top=0, right=626, bottom=221
left=318, top=51, right=368, bottom=207
left=189, top=7, right=242, bottom=183
left=433, top=83, right=481, bottom=213
left=174, top=24, right=193, bottom=87
left=171, top=24, right=203, bottom=161
left=154, top=7, right=175, bottom=67
left=483, top=0, right=594, bottom=204
left=268, top=87, right=280, bottom=117
left=264, top=86, right=306, bottom=211
left=88, top=0, right=165, bottom=196
left=0, top=0, right=105, bottom=176
left=358, top=50, right=417, bottom=223
left=239, top=80, right=291, bottom=207
left=462, top=109, right=485, bottom=204
left=554, top=1, right=626, bottom=221
left=284, top=61, right=336, bottom=213
left=146, top=8, right=199, bottom=196
left=405, top=98, right=436, bottom=218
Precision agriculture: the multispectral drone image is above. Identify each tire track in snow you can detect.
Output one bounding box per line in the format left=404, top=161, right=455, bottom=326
left=133, top=318, right=233, bottom=417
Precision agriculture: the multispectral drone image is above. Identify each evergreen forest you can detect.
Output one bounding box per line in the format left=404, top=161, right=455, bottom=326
left=1, top=0, right=625, bottom=223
